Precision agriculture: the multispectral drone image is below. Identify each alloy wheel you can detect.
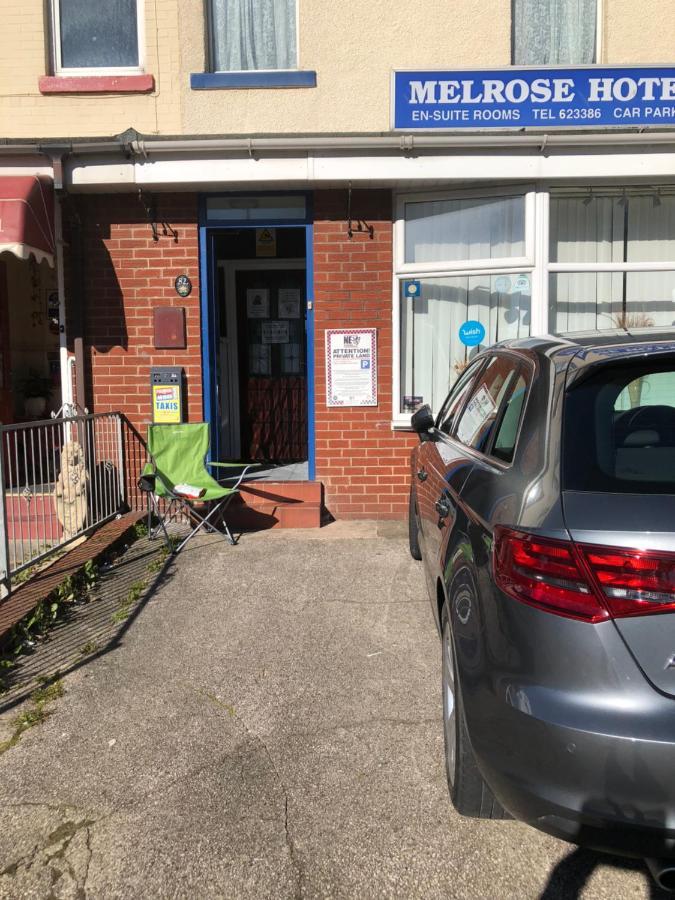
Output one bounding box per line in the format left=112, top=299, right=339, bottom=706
left=442, top=618, right=457, bottom=788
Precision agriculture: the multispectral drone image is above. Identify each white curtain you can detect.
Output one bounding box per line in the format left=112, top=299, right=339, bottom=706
left=549, top=192, right=675, bottom=332
left=400, top=275, right=531, bottom=415
left=513, top=0, right=596, bottom=65
left=211, top=0, right=297, bottom=71
left=404, top=196, right=525, bottom=265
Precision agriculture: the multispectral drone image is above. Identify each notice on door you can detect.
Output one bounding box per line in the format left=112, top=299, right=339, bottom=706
left=325, top=328, right=377, bottom=407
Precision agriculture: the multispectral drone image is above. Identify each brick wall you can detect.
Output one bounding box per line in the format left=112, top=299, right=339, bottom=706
left=313, top=190, right=416, bottom=520
left=70, top=194, right=201, bottom=437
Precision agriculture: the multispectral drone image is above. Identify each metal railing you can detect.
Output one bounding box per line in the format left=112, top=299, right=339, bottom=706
left=0, top=411, right=145, bottom=592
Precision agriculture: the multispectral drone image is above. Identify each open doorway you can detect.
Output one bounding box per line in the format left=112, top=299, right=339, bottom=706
left=213, top=226, right=308, bottom=479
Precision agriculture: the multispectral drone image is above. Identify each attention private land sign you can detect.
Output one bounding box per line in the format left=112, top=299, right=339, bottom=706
left=392, top=67, right=675, bottom=130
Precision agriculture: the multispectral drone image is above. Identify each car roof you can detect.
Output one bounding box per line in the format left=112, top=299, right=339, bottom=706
left=497, top=329, right=675, bottom=367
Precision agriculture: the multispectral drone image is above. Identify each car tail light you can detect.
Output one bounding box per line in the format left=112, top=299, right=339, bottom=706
left=494, top=528, right=608, bottom=622
left=581, top=546, right=675, bottom=617
left=494, top=527, right=675, bottom=622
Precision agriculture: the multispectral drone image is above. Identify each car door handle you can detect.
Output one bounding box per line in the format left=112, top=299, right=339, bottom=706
left=416, top=468, right=428, bottom=482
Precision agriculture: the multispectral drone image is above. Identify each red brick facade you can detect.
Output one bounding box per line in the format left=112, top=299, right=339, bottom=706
left=313, top=190, right=416, bottom=520
left=72, top=194, right=202, bottom=436
left=68, top=189, right=415, bottom=520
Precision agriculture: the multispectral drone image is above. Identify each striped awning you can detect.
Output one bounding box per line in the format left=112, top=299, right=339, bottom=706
left=0, top=176, right=54, bottom=266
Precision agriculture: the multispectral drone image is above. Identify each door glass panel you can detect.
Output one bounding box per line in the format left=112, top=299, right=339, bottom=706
left=454, top=356, right=520, bottom=452
left=492, top=371, right=528, bottom=462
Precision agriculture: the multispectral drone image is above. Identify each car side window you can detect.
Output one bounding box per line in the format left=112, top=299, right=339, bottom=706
left=453, top=356, right=520, bottom=453
left=437, top=360, right=485, bottom=436
left=492, top=370, right=529, bottom=463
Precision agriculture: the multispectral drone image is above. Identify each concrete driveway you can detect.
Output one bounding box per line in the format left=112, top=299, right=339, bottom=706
left=0, top=522, right=665, bottom=899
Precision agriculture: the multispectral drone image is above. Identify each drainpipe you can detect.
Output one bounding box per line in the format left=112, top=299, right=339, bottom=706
left=47, top=151, right=74, bottom=417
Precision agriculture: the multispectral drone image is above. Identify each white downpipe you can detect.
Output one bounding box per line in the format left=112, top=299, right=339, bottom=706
left=53, top=194, right=73, bottom=416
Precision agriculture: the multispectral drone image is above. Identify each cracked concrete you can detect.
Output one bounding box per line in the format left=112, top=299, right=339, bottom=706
left=0, top=522, right=666, bottom=898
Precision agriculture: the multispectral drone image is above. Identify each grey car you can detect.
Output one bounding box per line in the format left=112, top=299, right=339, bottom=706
left=408, top=330, right=675, bottom=889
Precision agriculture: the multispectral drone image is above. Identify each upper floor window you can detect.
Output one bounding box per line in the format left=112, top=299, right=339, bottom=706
left=512, top=0, right=597, bottom=65
left=52, top=0, right=142, bottom=73
left=209, top=0, right=297, bottom=72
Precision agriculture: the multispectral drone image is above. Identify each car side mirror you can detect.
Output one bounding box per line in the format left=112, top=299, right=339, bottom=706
left=411, top=404, right=434, bottom=437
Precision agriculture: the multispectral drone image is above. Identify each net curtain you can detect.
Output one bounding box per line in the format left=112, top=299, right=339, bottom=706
left=210, top=0, right=297, bottom=71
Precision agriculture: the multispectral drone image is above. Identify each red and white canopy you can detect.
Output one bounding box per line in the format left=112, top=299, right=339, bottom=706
left=0, top=176, right=54, bottom=266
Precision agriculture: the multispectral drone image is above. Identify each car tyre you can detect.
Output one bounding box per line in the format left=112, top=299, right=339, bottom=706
left=408, top=486, right=422, bottom=560
left=441, top=602, right=507, bottom=819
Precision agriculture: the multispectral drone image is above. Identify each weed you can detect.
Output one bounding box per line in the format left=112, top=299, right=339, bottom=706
left=0, top=678, right=64, bottom=756
left=79, top=640, right=98, bottom=656
left=134, top=521, right=149, bottom=538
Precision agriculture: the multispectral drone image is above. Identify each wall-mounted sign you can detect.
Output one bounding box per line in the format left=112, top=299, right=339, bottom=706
left=459, top=320, right=486, bottom=347
left=262, top=321, right=290, bottom=344
left=256, top=227, right=277, bottom=257
left=403, top=280, right=421, bottom=300
left=174, top=274, right=192, bottom=297
left=392, top=67, right=675, bottom=130
left=247, top=288, right=270, bottom=318
left=326, top=328, right=377, bottom=407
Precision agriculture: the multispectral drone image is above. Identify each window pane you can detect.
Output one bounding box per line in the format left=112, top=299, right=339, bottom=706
left=404, top=195, right=525, bottom=265
left=206, top=195, right=306, bottom=221
left=211, top=0, right=297, bottom=71
left=455, top=357, right=519, bottom=452
left=493, top=372, right=528, bottom=463
left=550, top=194, right=624, bottom=264
left=400, top=273, right=531, bottom=415
left=513, top=0, right=596, bottom=65
left=59, top=0, right=138, bottom=69
left=550, top=191, right=675, bottom=264
left=564, top=361, right=675, bottom=493
left=550, top=271, right=675, bottom=333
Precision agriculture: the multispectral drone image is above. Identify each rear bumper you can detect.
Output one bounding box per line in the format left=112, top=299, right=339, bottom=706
left=472, top=703, right=675, bottom=857
left=456, top=590, right=675, bottom=858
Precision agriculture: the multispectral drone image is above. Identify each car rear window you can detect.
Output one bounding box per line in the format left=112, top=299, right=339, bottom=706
left=563, top=359, right=675, bottom=494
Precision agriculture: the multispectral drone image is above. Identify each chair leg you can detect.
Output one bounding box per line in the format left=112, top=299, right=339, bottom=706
left=173, top=499, right=228, bottom=553
left=147, top=495, right=174, bottom=552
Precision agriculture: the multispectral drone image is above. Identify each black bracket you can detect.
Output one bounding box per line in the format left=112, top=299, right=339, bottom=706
left=346, top=183, right=374, bottom=240
left=138, top=190, right=178, bottom=243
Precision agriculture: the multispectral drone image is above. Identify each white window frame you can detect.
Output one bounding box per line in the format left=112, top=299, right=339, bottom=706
left=52, top=0, right=145, bottom=76
left=511, top=0, right=603, bottom=66
left=208, top=0, right=300, bottom=74
left=392, top=185, right=538, bottom=428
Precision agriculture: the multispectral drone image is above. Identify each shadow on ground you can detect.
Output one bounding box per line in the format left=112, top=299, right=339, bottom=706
left=540, top=846, right=671, bottom=898
left=0, top=535, right=175, bottom=713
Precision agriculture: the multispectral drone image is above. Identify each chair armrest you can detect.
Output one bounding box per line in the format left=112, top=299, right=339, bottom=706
left=208, top=461, right=262, bottom=468
left=210, top=462, right=260, bottom=490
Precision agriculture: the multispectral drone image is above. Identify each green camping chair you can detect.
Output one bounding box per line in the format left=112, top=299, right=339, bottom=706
left=139, top=423, right=258, bottom=553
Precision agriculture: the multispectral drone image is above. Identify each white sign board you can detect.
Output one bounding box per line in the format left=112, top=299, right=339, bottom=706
left=262, top=321, right=289, bottom=344
left=325, top=328, right=377, bottom=407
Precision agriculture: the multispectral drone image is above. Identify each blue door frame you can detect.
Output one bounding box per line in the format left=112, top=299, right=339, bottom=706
left=198, top=194, right=316, bottom=480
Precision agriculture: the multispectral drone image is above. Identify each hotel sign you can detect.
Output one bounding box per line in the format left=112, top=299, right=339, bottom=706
left=392, top=67, right=675, bottom=130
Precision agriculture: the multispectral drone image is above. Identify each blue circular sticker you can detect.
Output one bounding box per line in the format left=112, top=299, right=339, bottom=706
left=459, top=320, right=486, bottom=347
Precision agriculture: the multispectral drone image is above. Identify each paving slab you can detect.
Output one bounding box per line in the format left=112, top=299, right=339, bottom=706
left=0, top=523, right=666, bottom=899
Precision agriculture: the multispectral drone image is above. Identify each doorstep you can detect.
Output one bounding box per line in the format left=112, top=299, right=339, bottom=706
left=229, top=481, right=323, bottom=530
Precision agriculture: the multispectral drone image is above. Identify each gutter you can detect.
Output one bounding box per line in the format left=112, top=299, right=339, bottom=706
left=2, top=130, right=675, bottom=158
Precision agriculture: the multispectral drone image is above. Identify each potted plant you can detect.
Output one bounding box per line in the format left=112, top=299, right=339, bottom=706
left=20, top=370, right=53, bottom=418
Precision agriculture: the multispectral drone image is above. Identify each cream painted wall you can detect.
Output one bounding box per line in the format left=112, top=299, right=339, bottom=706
left=180, top=0, right=512, bottom=134
left=0, top=0, right=181, bottom=139
left=1, top=1, right=674, bottom=139
left=602, top=0, right=675, bottom=63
